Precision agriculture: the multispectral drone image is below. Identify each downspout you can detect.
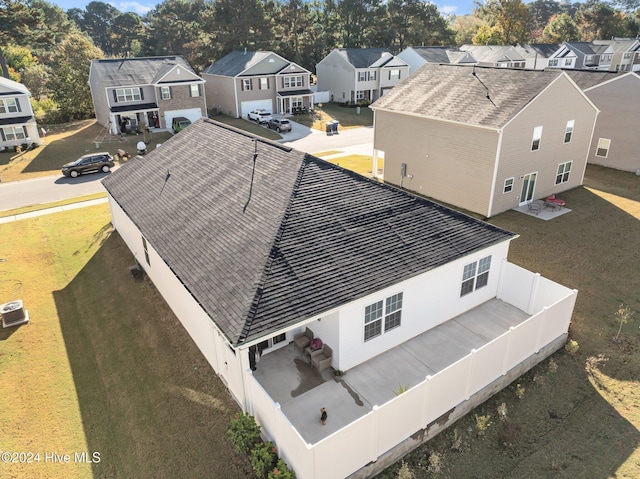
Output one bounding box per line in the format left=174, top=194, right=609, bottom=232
left=487, top=128, right=504, bottom=218
left=234, top=75, right=239, bottom=118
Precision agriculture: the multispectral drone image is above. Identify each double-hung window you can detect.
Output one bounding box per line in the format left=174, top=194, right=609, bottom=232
left=243, top=79, right=252, bottom=91
left=564, top=120, right=574, bottom=143
left=368, top=71, right=376, bottom=81
left=0, top=98, right=19, bottom=114
left=358, top=71, right=367, bottom=81
left=555, top=161, right=572, bottom=184
left=115, top=87, right=141, bottom=102
left=283, top=76, right=302, bottom=88
left=503, top=177, right=514, bottom=193
left=0, top=126, right=27, bottom=141
left=389, top=69, right=401, bottom=80
left=531, top=126, right=543, bottom=151
left=364, top=292, right=403, bottom=341
left=161, top=86, right=171, bottom=100
left=461, top=256, right=491, bottom=297
left=260, top=78, right=269, bottom=90
left=596, top=138, right=611, bottom=158
left=189, top=84, right=201, bottom=97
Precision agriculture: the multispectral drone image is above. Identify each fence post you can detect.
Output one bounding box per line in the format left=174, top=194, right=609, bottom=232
left=527, top=273, right=541, bottom=315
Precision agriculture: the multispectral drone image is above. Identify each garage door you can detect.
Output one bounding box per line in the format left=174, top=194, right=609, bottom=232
left=241, top=99, right=274, bottom=119
left=164, top=108, right=203, bottom=130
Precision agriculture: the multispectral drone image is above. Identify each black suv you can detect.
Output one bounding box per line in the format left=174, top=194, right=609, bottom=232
left=61, top=152, right=115, bottom=178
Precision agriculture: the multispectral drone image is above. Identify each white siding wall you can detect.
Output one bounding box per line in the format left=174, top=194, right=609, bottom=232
left=316, top=51, right=355, bottom=102
left=107, top=196, right=247, bottom=405
left=396, top=49, right=427, bottom=75
left=337, top=241, right=511, bottom=371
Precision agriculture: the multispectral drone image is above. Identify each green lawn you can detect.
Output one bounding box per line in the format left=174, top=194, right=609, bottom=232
left=208, top=113, right=282, bottom=140
left=0, top=120, right=173, bottom=183
left=0, top=206, right=252, bottom=478
left=294, top=102, right=373, bottom=130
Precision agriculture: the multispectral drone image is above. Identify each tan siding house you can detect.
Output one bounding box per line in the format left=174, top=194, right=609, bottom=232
left=371, top=64, right=599, bottom=217
left=567, top=71, right=640, bottom=172
left=202, top=51, right=313, bottom=118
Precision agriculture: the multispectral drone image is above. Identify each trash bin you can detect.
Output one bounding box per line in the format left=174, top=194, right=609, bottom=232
left=332, top=120, right=339, bottom=134
left=326, top=122, right=333, bottom=135
left=356, top=106, right=361, bottom=115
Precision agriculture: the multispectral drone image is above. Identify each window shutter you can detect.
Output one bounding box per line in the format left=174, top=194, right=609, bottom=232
left=140, top=88, right=144, bottom=100
left=388, top=70, right=391, bottom=80
left=22, top=126, right=27, bottom=138
left=0, top=129, right=5, bottom=142
left=15, top=98, right=21, bottom=112
left=112, top=90, right=118, bottom=102
left=266, top=78, right=269, bottom=89
left=169, top=87, right=172, bottom=98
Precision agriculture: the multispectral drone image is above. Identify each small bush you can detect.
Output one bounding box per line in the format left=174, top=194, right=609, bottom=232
left=450, top=428, right=463, bottom=451
left=548, top=357, right=558, bottom=373
left=475, top=414, right=492, bottom=437
left=227, top=412, right=261, bottom=454
left=497, top=402, right=508, bottom=421
left=268, top=458, right=296, bottom=478
left=251, top=441, right=277, bottom=478
left=427, top=451, right=443, bottom=474
left=396, top=461, right=415, bottom=479
left=515, top=383, right=525, bottom=400
left=565, top=339, right=579, bottom=355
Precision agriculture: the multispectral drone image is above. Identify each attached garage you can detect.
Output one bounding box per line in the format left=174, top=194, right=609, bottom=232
left=240, top=99, right=274, bottom=119
left=164, top=108, right=203, bottom=130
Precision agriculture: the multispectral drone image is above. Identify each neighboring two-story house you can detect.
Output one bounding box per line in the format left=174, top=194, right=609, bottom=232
left=459, top=44, right=559, bottom=70
left=201, top=50, right=314, bottom=118
left=0, top=76, right=41, bottom=150
left=89, top=56, right=206, bottom=134
left=316, top=48, right=409, bottom=103
left=566, top=70, right=640, bottom=172
left=547, top=41, right=614, bottom=70
left=370, top=64, right=599, bottom=218
left=102, top=118, right=578, bottom=479
left=397, top=46, right=477, bottom=75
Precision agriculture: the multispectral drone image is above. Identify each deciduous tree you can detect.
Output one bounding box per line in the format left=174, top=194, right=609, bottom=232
left=543, top=13, right=581, bottom=42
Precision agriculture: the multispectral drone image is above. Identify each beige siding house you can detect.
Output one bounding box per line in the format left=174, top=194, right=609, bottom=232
left=89, top=56, right=206, bottom=134
left=567, top=71, right=640, bottom=172
left=316, top=48, right=409, bottom=103
left=371, top=64, right=599, bottom=218
left=201, top=51, right=313, bottom=118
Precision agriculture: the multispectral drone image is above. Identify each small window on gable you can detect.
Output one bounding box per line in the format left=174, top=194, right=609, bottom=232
left=531, top=126, right=543, bottom=151
left=503, top=177, right=514, bottom=193
left=260, top=78, right=269, bottom=90
left=555, top=161, right=572, bottom=184
left=564, top=120, right=574, bottom=144
left=243, top=79, right=252, bottom=91
left=596, top=138, right=611, bottom=158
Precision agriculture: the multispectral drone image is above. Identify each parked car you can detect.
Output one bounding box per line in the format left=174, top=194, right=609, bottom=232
left=172, top=116, right=192, bottom=133
left=267, top=118, right=292, bottom=133
left=247, top=109, right=272, bottom=124
left=61, top=152, right=115, bottom=178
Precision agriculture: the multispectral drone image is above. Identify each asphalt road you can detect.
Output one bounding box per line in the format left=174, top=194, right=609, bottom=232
left=0, top=171, right=111, bottom=212
left=0, top=126, right=375, bottom=213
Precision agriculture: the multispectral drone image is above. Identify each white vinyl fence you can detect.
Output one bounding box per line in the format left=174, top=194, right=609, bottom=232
left=248, top=261, right=577, bottom=479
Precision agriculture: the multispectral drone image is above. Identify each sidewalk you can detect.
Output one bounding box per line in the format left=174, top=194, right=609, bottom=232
left=0, top=197, right=108, bottom=224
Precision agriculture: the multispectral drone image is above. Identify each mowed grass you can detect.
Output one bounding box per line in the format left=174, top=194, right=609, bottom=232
left=377, top=164, right=640, bottom=479
left=0, top=120, right=173, bottom=183
left=295, top=102, right=373, bottom=131
left=0, top=205, right=251, bottom=478
left=324, top=154, right=384, bottom=176
left=0, top=193, right=107, bottom=218
left=209, top=113, right=282, bottom=140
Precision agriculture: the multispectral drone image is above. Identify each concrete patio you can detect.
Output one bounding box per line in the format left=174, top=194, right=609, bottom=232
left=251, top=298, right=530, bottom=445
left=513, top=199, right=572, bottom=220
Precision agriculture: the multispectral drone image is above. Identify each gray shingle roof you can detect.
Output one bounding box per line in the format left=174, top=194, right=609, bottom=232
left=202, top=51, right=276, bottom=76
left=563, top=70, right=624, bottom=90
left=371, top=64, right=564, bottom=129
left=514, top=44, right=560, bottom=58
left=90, top=56, right=198, bottom=86
left=336, top=48, right=393, bottom=68
left=102, top=119, right=515, bottom=345
left=409, top=46, right=456, bottom=63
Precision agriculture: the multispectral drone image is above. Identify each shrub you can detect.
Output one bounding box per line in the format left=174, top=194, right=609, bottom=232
left=497, top=402, right=508, bottom=421
left=268, top=458, right=296, bottom=478
left=515, top=383, right=525, bottom=400
left=475, top=414, right=491, bottom=436
left=427, top=451, right=443, bottom=474
left=565, top=339, right=579, bottom=355
left=547, top=357, right=558, bottom=373
left=396, top=461, right=415, bottom=479
left=227, top=412, right=261, bottom=454
left=251, top=441, right=277, bottom=478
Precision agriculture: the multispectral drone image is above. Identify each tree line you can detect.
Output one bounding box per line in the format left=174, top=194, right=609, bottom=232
left=1, top=0, right=639, bottom=123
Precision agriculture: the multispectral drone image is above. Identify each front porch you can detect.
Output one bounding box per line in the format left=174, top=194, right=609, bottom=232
left=252, top=298, right=529, bottom=445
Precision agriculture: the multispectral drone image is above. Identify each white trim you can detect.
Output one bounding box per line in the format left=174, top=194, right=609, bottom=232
left=582, top=71, right=640, bottom=92
left=487, top=128, right=503, bottom=217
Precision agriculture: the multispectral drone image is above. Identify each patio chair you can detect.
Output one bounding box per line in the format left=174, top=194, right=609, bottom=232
left=311, top=344, right=332, bottom=372
left=545, top=194, right=566, bottom=209
left=293, top=327, right=313, bottom=352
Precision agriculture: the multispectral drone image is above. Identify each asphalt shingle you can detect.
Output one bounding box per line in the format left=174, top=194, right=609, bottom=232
left=103, top=120, right=515, bottom=345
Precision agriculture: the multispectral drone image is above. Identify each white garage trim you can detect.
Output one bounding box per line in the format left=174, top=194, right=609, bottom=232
left=241, top=99, right=274, bottom=119
left=164, top=108, right=203, bottom=130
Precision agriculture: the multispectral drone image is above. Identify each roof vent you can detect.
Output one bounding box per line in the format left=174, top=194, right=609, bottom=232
left=1, top=300, right=29, bottom=328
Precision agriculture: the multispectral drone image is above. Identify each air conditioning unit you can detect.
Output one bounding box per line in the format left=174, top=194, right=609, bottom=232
left=1, top=300, right=29, bottom=328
